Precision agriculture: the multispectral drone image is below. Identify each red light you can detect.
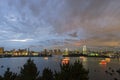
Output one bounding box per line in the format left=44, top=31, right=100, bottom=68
left=61, top=58, right=70, bottom=65
left=99, top=60, right=107, bottom=65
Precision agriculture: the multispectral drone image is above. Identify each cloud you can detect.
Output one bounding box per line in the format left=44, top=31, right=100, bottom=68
left=9, top=39, right=33, bottom=42
left=0, top=0, right=120, bottom=50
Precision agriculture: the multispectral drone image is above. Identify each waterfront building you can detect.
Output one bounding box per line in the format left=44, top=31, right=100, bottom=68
left=57, top=49, right=62, bottom=54
left=49, top=50, right=53, bottom=54
left=63, top=48, right=69, bottom=55
left=44, top=49, right=48, bottom=54
left=53, top=48, right=57, bottom=54
left=83, top=45, right=87, bottom=55
left=12, top=49, right=28, bottom=56
left=0, top=47, right=4, bottom=55
left=53, top=49, right=61, bottom=55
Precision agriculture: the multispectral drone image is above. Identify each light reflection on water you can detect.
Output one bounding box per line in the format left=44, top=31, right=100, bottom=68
left=0, top=56, right=120, bottom=80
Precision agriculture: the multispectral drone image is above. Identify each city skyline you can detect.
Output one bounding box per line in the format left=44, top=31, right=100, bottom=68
left=0, top=0, right=120, bottom=50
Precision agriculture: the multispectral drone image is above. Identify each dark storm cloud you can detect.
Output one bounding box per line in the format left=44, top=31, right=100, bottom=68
left=69, top=32, right=78, bottom=37
left=0, top=0, right=120, bottom=50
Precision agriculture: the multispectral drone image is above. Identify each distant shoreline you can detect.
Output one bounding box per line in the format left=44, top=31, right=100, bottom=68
left=62, top=54, right=113, bottom=58
left=0, top=54, right=52, bottom=58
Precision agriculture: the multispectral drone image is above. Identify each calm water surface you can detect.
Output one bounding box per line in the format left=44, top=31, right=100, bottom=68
left=0, top=55, right=120, bottom=80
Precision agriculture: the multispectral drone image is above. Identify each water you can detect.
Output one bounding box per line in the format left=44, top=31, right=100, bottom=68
left=0, top=55, right=120, bottom=80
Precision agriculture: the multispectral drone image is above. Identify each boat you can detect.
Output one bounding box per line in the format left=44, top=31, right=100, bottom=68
left=44, top=57, right=48, bottom=60
left=99, top=60, right=107, bottom=65
left=105, top=58, right=110, bottom=62
left=61, top=57, right=70, bottom=65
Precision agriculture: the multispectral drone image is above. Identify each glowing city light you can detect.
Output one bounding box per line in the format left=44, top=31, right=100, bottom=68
left=99, top=60, right=107, bottom=65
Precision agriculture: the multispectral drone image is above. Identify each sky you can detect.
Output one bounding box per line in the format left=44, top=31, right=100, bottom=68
left=0, top=0, right=120, bottom=50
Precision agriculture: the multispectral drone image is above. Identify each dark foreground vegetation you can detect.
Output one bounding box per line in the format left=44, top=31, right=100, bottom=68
left=0, top=58, right=89, bottom=80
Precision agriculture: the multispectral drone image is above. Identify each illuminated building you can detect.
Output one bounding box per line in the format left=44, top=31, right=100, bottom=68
left=57, top=49, right=62, bottom=54
left=12, top=49, right=28, bottom=56
left=53, top=49, right=57, bottom=54
left=49, top=50, right=53, bottom=55
left=53, top=49, right=61, bottom=55
left=83, top=45, right=87, bottom=54
left=32, top=52, right=38, bottom=56
left=0, top=47, right=4, bottom=55
left=44, top=49, right=48, bottom=54
left=64, top=48, right=69, bottom=55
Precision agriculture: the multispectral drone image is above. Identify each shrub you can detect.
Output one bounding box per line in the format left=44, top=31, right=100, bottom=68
left=41, top=68, right=54, bottom=80
left=3, top=68, right=17, bottom=80
left=54, top=61, right=89, bottom=80
left=19, top=58, right=39, bottom=80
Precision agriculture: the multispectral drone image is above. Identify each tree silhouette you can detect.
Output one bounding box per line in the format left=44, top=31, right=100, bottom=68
left=3, top=68, right=17, bottom=80
left=54, top=61, right=89, bottom=80
left=70, top=61, right=89, bottom=80
left=41, top=68, right=54, bottom=80
left=0, top=76, right=3, bottom=80
left=19, top=58, right=39, bottom=80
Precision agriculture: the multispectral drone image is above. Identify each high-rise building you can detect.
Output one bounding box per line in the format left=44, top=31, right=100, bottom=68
left=64, top=48, right=69, bottom=55
left=53, top=49, right=61, bottom=55
left=44, top=49, right=48, bottom=54
left=53, top=49, right=57, bottom=54
left=83, top=45, right=87, bottom=54
left=49, top=50, right=53, bottom=54
left=0, top=47, right=4, bottom=55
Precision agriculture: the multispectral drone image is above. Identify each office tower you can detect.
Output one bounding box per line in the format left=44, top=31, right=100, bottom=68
left=64, top=48, right=69, bottom=55
left=0, top=47, right=4, bottom=55
left=83, top=45, right=87, bottom=54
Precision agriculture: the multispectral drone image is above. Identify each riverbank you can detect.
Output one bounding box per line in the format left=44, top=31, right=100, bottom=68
left=63, top=54, right=111, bottom=58
left=0, top=54, right=52, bottom=58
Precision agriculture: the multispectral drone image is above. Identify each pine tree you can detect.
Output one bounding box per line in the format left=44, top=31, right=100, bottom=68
left=0, top=76, right=3, bottom=80
left=41, top=68, right=54, bottom=80
left=3, top=68, right=17, bottom=80
left=19, top=58, right=39, bottom=80
left=54, top=61, right=89, bottom=80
